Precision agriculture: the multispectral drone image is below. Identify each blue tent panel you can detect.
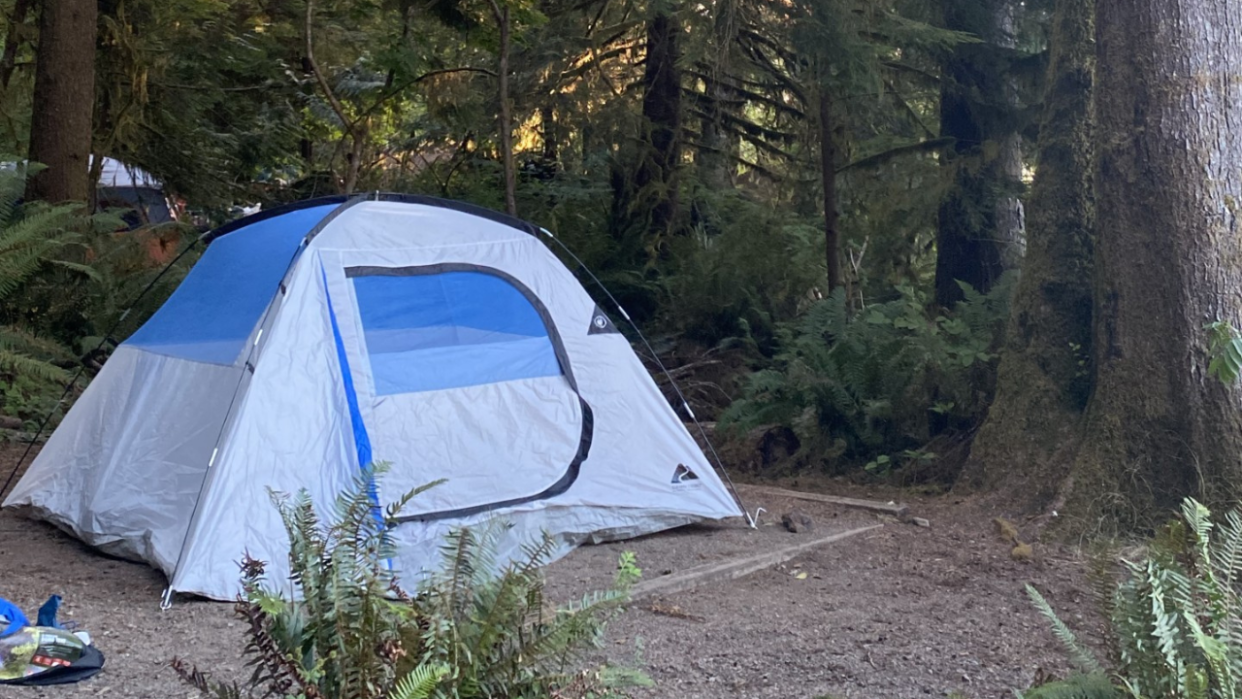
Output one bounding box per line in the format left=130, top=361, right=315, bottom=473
left=352, top=271, right=562, bottom=395
left=125, top=204, right=339, bottom=365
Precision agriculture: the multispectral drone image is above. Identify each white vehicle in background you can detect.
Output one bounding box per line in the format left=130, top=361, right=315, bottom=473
left=1, top=156, right=183, bottom=228
left=92, top=156, right=181, bottom=227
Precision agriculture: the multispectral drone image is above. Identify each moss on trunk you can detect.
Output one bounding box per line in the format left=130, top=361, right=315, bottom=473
left=934, top=0, right=1026, bottom=308
left=961, top=0, right=1095, bottom=508
left=1063, top=0, right=1242, bottom=533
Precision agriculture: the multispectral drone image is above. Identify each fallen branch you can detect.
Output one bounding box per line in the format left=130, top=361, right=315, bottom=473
left=629, top=524, right=883, bottom=600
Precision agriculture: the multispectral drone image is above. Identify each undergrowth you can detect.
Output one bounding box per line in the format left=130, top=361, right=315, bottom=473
left=1023, top=497, right=1242, bottom=699
left=172, top=463, right=646, bottom=699
left=720, top=273, right=1013, bottom=475
left=0, top=162, right=193, bottom=427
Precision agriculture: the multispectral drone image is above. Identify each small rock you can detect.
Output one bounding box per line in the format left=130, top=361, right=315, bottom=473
left=913, top=517, right=931, bottom=528
left=781, top=510, right=813, bottom=533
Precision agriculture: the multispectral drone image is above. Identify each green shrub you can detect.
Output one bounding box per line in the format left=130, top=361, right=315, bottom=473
left=658, top=191, right=825, bottom=352
left=0, top=162, right=191, bottom=426
left=1019, top=674, right=1119, bottom=699
left=720, top=274, right=1013, bottom=472
left=172, top=463, right=645, bottom=699
left=1025, top=497, right=1242, bottom=699
left=0, top=166, right=96, bottom=396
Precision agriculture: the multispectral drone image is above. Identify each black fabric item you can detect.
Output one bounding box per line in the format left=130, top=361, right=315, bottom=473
left=0, top=645, right=105, bottom=686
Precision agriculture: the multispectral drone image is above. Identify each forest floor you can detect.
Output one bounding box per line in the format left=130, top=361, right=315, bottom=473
left=0, top=442, right=1098, bottom=699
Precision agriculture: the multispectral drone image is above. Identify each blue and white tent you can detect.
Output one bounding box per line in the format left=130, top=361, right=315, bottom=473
left=3, top=195, right=743, bottom=600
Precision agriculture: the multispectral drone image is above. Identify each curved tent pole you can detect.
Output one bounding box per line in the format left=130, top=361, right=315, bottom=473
left=0, top=235, right=206, bottom=502
left=533, top=226, right=758, bottom=529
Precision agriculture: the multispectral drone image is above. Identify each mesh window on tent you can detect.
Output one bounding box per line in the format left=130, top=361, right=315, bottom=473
left=350, top=270, right=563, bottom=395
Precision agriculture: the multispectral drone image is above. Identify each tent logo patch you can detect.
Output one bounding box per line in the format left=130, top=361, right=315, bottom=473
left=587, top=306, right=618, bottom=335
left=671, top=464, right=700, bottom=485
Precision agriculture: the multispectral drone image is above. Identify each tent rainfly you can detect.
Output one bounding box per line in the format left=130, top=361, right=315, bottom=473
left=2, top=195, right=743, bottom=601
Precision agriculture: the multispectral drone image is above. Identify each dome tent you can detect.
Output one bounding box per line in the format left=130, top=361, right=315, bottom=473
left=2, top=194, right=743, bottom=601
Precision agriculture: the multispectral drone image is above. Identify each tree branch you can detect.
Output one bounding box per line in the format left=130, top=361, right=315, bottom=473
left=304, top=0, right=353, bottom=134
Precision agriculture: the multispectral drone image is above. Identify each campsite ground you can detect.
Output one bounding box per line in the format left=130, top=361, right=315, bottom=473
left=0, top=443, right=1095, bottom=699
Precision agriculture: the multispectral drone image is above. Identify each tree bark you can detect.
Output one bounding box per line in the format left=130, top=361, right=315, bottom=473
left=541, top=104, right=558, bottom=163
left=696, top=0, right=736, bottom=191
left=489, top=0, right=516, bottom=216
left=934, top=0, right=1025, bottom=307
left=961, top=0, right=1095, bottom=502
left=26, top=0, right=97, bottom=204
left=819, top=86, right=842, bottom=291
left=697, top=72, right=731, bottom=191
left=1065, top=0, right=1242, bottom=530
left=635, top=12, right=682, bottom=238
left=0, top=0, right=32, bottom=91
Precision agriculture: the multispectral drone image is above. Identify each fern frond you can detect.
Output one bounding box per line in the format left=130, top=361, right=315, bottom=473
left=1019, top=673, right=1118, bottom=699
left=169, top=657, right=244, bottom=699
left=0, top=345, right=71, bottom=383
left=1026, top=584, right=1103, bottom=674
left=390, top=663, right=449, bottom=699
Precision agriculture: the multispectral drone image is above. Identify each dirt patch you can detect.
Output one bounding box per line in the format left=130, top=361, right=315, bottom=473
left=584, top=487, right=1098, bottom=699
left=0, top=443, right=1098, bottom=698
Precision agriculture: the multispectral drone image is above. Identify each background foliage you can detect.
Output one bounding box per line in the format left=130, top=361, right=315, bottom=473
left=0, top=0, right=1059, bottom=478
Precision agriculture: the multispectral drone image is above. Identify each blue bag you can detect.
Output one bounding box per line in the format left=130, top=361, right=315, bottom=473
left=0, top=598, right=29, bottom=638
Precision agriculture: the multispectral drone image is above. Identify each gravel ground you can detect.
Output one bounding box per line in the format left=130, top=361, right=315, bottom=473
left=0, top=443, right=1097, bottom=698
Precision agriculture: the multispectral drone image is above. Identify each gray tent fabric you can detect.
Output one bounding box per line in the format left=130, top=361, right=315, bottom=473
left=3, top=195, right=743, bottom=601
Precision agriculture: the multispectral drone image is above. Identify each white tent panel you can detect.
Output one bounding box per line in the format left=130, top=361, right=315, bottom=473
left=169, top=253, right=361, bottom=597
left=3, top=347, right=240, bottom=572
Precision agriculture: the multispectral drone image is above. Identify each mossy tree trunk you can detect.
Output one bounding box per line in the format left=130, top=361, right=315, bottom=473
left=696, top=0, right=736, bottom=192
left=26, top=0, right=97, bottom=204
left=818, top=83, right=841, bottom=291
left=934, top=0, right=1025, bottom=307
left=961, top=0, right=1095, bottom=505
left=487, top=0, right=517, bottom=216
left=1065, top=0, right=1242, bottom=530
left=635, top=12, right=682, bottom=238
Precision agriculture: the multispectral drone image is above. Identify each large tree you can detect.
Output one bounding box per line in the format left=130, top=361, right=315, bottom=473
left=961, top=0, right=1094, bottom=503
left=1063, top=0, right=1242, bottom=529
left=634, top=11, right=683, bottom=239
left=933, top=0, right=1026, bottom=307
left=25, top=0, right=97, bottom=203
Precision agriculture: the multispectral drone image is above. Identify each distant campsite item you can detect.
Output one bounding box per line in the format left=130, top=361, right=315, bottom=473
left=2, top=194, right=743, bottom=601
left=92, top=156, right=178, bottom=226
left=36, top=595, right=62, bottom=628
